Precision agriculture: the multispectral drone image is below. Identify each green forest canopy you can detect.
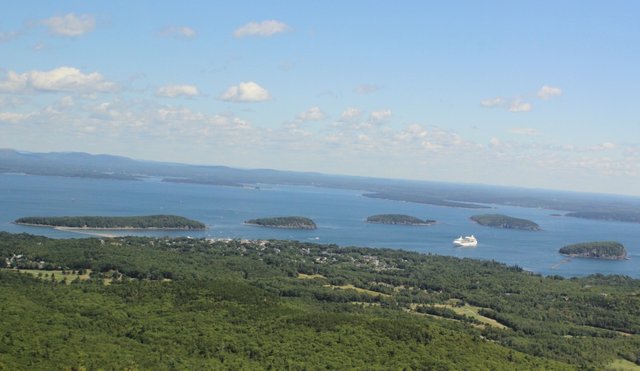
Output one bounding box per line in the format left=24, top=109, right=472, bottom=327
left=470, top=214, right=541, bottom=231
left=0, top=232, right=638, bottom=369
left=559, top=241, right=627, bottom=259
left=244, top=216, right=317, bottom=229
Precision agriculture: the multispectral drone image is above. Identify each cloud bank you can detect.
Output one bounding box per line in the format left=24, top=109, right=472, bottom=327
left=156, top=84, right=200, bottom=98
left=42, top=13, right=95, bottom=36
left=0, top=67, right=117, bottom=94
left=234, top=20, right=290, bottom=38
left=220, top=82, right=271, bottom=102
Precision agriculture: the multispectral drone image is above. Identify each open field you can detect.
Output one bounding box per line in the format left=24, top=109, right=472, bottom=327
left=325, top=284, right=391, bottom=298
left=6, top=268, right=92, bottom=283
left=297, top=273, right=326, bottom=280
left=434, top=300, right=509, bottom=330
left=606, top=359, right=640, bottom=370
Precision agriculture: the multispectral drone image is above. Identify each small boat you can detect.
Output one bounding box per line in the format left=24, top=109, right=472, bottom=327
left=453, top=235, right=478, bottom=247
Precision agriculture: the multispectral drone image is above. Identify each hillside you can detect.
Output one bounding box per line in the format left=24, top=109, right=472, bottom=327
left=0, top=232, right=639, bottom=369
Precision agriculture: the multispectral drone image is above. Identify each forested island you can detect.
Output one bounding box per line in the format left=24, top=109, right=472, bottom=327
left=559, top=241, right=628, bottom=260
left=366, top=214, right=435, bottom=225
left=244, top=216, right=317, bottom=230
left=470, top=214, right=541, bottom=231
left=0, top=232, right=639, bottom=369
left=14, top=215, right=206, bottom=230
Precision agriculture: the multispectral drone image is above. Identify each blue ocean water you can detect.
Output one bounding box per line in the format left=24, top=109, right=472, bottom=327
left=1, top=174, right=638, bottom=278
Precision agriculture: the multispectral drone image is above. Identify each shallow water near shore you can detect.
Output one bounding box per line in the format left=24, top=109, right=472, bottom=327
left=1, top=173, right=638, bottom=278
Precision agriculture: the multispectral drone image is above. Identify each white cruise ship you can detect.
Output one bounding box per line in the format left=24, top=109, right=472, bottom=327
left=453, top=235, right=478, bottom=247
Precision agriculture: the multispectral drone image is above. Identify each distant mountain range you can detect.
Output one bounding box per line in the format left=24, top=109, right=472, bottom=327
left=2, top=148, right=640, bottom=223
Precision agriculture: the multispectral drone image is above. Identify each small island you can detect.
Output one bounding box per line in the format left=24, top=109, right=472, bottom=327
left=559, top=241, right=628, bottom=260
left=14, top=215, right=206, bottom=230
left=245, top=216, right=317, bottom=230
left=470, top=214, right=541, bottom=231
left=366, top=214, right=435, bottom=226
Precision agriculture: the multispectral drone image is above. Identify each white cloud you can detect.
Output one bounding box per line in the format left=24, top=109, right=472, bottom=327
left=480, top=97, right=504, bottom=108
left=220, top=82, right=271, bottom=102
left=0, top=67, right=117, bottom=94
left=587, top=142, right=616, bottom=151
left=394, top=124, right=428, bottom=142
left=156, top=84, right=200, bottom=98
left=42, top=13, right=95, bottom=36
left=159, top=26, right=197, bottom=38
left=354, top=84, right=380, bottom=94
left=207, top=114, right=251, bottom=130
left=508, top=100, right=532, bottom=112
left=537, top=85, right=562, bottom=100
left=0, top=112, right=34, bottom=123
left=370, top=109, right=392, bottom=123
left=508, top=127, right=539, bottom=136
left=234, top=20, right=290, bottom=38
left=483, top=86, right=560, bottom=111
left=153, top=106, right=251, bottom=132
left=340, top=107, right=361, bottom=121
left=298, top=106, right=326, bottom=121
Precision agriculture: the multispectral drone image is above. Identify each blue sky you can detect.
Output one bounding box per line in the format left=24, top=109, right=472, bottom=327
left=1, top=1, right=639, bottom=195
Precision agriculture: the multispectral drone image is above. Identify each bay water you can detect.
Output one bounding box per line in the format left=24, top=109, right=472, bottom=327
left=1, top=173, right=637, bottom=278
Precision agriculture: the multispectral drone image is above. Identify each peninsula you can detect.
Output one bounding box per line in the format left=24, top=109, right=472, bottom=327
left=559, top=241, right=628, bottom=260
left=470, top=214, right=541, bottom=231
left=14, top=215, right=206, bottom=230
left=245, top=216, right=317, bottom=230
left=366, top=214, right=435, bottom=225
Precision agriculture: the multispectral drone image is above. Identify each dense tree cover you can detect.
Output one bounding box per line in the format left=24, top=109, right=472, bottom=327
left=366, top=214, right=435, bottom=225
left=559, top=241, right=628, bottom=260
left=14, top=215, right=205, bottom=230
left=0, top=232, right=639, bottom=369
left=470, top=214, right=541, bottom=231
left=244, top=216, right=317, bottom=229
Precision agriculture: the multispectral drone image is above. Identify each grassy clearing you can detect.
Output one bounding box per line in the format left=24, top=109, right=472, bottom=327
left=436, top=300, right=508, bottom=330
left=325, top=284, right=391, bottom=298
left=606, top=359, right=640, bottom=370
left=434, top=302, right=509, bottom=330
left=297, top=273, right=326, bottom=280
left=7, top=268, right=92, bottom=283
left=582, top=324, right=633, bottom=337
left=409, top=299, right=509, bottom=330
left=350, top=301, right=381, bottom=307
